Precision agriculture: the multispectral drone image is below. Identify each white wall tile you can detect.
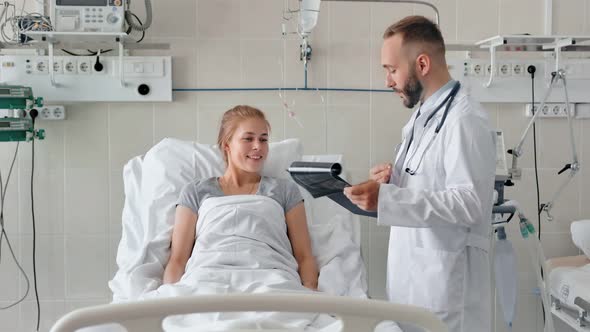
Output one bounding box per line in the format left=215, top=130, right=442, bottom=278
left=19, top=169, right=64, bottom=235
left=456, top=0, right=500, bottom=41
left=0, top=169, right=19, bottom=236
left=65, top=299, right=110, bottom=312
left=109, top=170, right=124, bottom=236
left=21, top=300, right=66, bottom=332
left=285, top=105, right=327, bottom=155
left=197, top=105, right=229, bottom=144
left=108, top=103, right=154, bottom=172
left=0, top=235, right=22, bottom=302
left=499, top=0, right=544, bottom=36
left=241, top=40, right=284, bottom=88
left=64, top=104, right=109, bottom=169
left=239, top=0, right=285, bottom=39
left=108, top=234, right=121, bottom=282
left=196, top=40, right=242, bottom=88
left=330, top=2, right=371, bottom=41
left=65, top=236, right=109, bottom=299
left=20, top=235, right=65, bottom=301
left=145, top=0, right=197, bottom=40
left=327, top=106, right=371, bottom=170
left=536, top=119, right=581, bottom=170
left=541, top=232, right=580, bottom=258
left=553, top=0, right=586, bottom=34
left=0, top=301, right=20, bottom=331
left=197, top=0, right=241, bottom=40
left=64, top=168, right=108, bottom=235
left=370, top=93, right=412, bottom=165
left=154, top=93, right=198, bottom=142
left=327, top=41, right=371, bottom=91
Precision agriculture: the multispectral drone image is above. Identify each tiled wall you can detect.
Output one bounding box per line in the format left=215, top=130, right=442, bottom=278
left=0, top=0, right=589, bottom=331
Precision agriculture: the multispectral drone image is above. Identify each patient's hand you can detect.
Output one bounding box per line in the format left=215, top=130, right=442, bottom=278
left=370, top=163, right=392, bottom=184
left=303, top=280, right=318, bottom=291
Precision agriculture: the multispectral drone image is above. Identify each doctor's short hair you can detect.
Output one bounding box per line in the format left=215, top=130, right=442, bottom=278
left=383, top=15, right=445, bottom=58
left=217, top=105, right=271, bottom=165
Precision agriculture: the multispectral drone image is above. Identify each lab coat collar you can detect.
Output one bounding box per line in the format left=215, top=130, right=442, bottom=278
left=415, top=79, right=456, bottom=123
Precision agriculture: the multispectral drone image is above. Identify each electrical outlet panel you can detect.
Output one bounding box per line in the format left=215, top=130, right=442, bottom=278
left=453, top=58, right=590, bottom=103
left=525, top=103, right=575, bottom=118
left=0, top=55, right=172, bottom=102
left=38, top=105, right=66, bottom=120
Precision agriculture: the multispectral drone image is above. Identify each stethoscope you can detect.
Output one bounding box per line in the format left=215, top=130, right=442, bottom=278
left=401, top=81, right=461, bottom=176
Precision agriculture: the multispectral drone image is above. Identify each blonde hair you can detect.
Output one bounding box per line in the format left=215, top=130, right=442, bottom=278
left=217, top=105, right=271, bottom=165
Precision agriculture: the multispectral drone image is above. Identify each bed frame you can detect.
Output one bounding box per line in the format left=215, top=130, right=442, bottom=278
left=50, top=294, right=447, bottom=332
left=552, top=295, right=590, bottom=332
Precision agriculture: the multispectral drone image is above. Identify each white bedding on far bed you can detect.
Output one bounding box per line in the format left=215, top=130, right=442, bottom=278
left=549, top=263, right=590, bottom=310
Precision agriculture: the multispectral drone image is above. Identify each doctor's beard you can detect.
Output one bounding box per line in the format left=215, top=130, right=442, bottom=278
left=397, top=69, right=423, bottom=109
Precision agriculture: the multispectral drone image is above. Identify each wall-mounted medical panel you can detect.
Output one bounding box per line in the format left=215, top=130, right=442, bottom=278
left=447, top=57, right=590, bottom=103
left=0, top=55, right=172, bottom=102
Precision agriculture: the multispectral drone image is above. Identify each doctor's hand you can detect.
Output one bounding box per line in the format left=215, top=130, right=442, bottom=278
left=343, top=180, right=380, bottom=212
left=370, top=163, right=392, bottom=184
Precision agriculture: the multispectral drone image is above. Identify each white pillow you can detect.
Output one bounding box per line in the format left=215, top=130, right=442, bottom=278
left=571, top=220, right=590, bottom=258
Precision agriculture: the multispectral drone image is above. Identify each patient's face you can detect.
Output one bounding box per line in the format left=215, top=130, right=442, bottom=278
left=226, top=118, right=269, bottom=173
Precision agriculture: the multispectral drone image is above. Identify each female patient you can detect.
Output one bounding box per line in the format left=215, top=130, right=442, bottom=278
left=163, top=105, right=318, bottom=291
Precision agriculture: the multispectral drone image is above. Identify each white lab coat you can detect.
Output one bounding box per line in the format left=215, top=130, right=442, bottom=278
left=378, top=83, right=495, bottom=332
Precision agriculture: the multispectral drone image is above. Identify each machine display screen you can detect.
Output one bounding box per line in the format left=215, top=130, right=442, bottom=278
left=0, top=88, right=10, bottom=95
left=0, top=122, right=10, bottom=128
left=56, top=0, right=107, bottom=6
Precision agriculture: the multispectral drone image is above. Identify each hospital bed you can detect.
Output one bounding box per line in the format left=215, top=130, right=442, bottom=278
left=50, top=138, right=447, bottom=332
left=547, top=255, right=590, bottom=332
left=545, top=220, right=590, bottom=332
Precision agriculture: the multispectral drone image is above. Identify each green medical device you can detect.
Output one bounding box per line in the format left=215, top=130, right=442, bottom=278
left=0, top=86, right=45, bottom=142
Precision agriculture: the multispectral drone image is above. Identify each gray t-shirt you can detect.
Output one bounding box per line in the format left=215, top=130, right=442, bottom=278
left=178, top=176, right=303, bottom=215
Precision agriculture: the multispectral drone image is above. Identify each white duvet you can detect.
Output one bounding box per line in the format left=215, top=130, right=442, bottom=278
left=140, top=195, right=325, bottom=330
left=95, top=193, right=398, bottom=331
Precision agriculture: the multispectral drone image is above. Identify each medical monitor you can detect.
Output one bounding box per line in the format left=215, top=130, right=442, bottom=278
left=51, top=0, right=125, bottom=32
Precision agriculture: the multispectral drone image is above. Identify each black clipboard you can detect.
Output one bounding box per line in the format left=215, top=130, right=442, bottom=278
left=288, top=161, right=377, bottom=218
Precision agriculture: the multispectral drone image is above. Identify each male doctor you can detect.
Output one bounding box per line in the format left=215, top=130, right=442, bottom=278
left=344, top=16, right=496, bottom=332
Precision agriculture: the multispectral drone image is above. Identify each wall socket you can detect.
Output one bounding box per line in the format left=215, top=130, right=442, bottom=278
left=39, top=105, right=66, bottom=120
left=525, top=103, right=575, bottom=118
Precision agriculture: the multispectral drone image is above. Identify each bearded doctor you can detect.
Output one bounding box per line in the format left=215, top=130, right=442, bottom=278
left=344, top=16, right=496, bottom=332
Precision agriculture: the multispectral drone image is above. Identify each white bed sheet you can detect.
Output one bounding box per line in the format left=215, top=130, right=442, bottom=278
left=549, top=263, right=590, bottom=310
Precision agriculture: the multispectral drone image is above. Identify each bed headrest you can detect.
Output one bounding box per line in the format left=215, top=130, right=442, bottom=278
left=571, top=220, right=590, bottom=258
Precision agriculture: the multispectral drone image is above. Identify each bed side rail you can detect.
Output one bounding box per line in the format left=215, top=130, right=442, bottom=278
left=50, top=294, right=447, bottom=332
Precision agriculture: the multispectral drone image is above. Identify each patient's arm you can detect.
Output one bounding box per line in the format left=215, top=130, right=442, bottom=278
left=286, top=202, right=318, bottom=290
left=163, top=206, right=198, bottom=284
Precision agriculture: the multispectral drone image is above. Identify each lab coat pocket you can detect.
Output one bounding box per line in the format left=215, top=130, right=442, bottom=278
left=409, top=247, right=466, bottom=311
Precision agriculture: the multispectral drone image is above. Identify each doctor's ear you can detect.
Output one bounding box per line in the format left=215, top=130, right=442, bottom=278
left=415, top=54, right=431, bottom=76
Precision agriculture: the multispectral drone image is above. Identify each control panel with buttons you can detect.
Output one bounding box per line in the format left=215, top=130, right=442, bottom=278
left=52, top=0, right=125, bottom=33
